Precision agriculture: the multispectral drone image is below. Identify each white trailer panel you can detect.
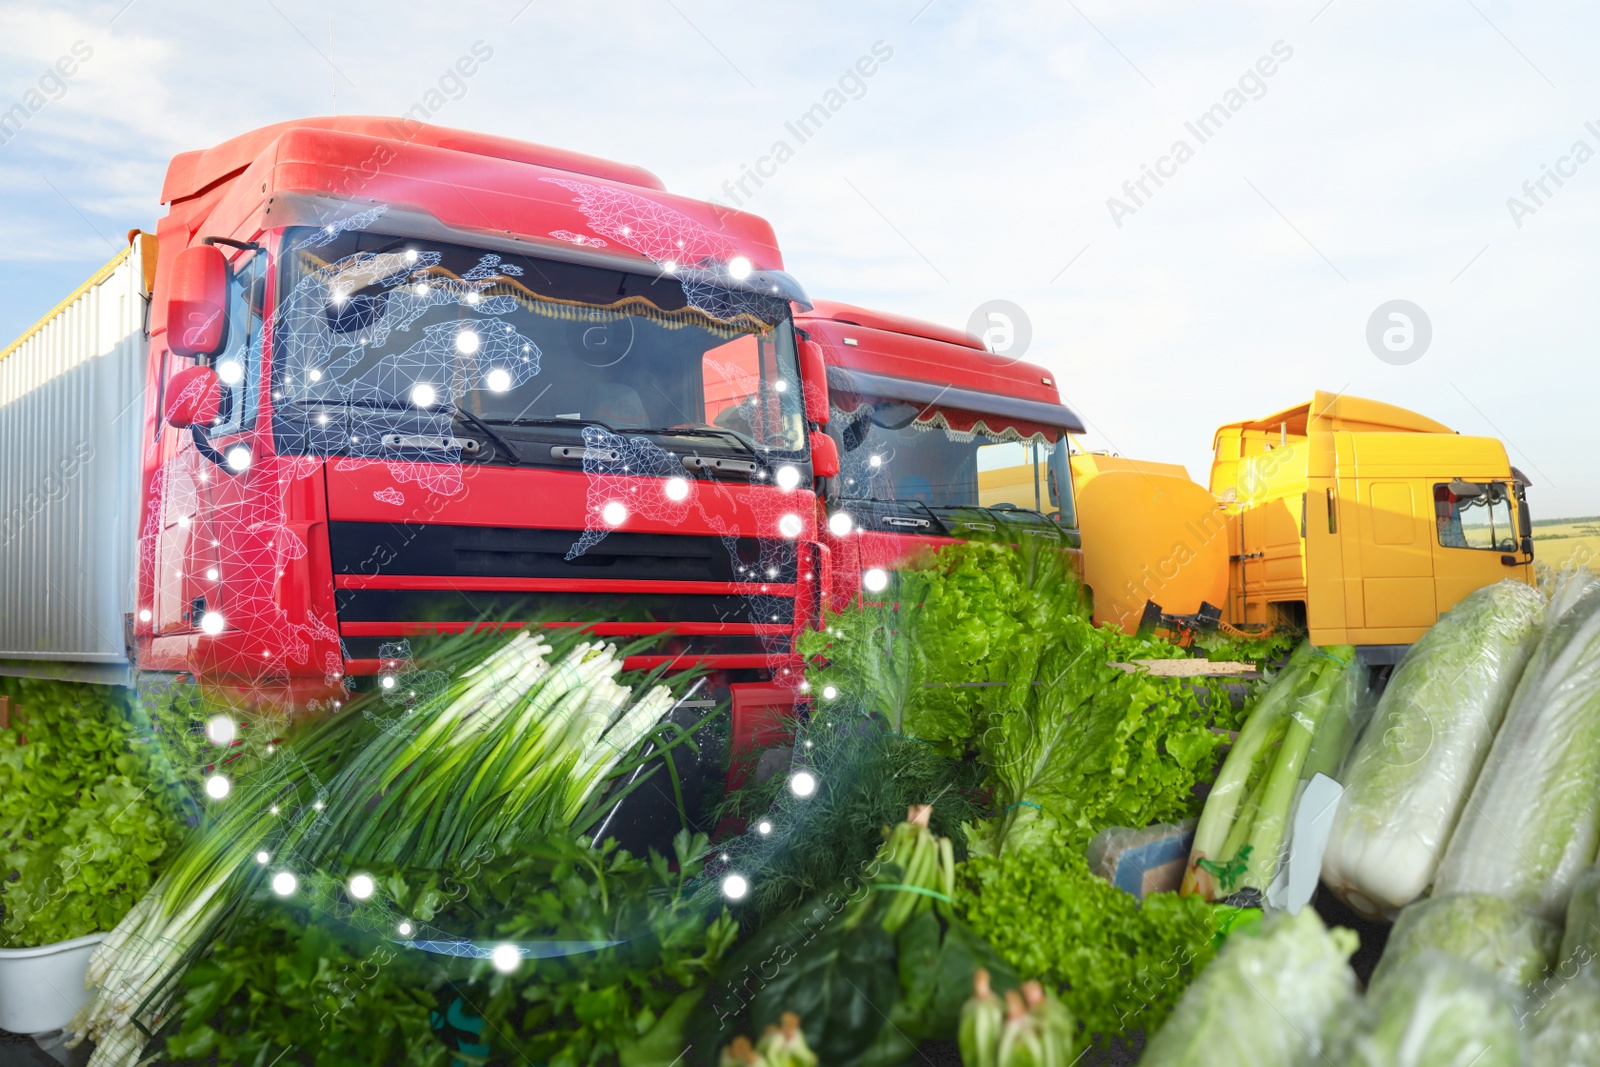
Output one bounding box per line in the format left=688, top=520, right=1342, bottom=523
left=0, top=238, right=151, bottom=682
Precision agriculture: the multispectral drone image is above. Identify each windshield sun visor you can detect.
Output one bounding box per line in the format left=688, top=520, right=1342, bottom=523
left=825, top=365, right=1085, bottom=435
left=263, top=193, right=810, bottom=310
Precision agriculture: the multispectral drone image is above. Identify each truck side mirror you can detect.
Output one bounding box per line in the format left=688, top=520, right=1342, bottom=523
left=798, top=339, right=830, bottom=425
left=167, top=244, right=229, bottom=357
left=165, top=364, right=223, bottom=428
left=810, top=431, right=840, bottom=478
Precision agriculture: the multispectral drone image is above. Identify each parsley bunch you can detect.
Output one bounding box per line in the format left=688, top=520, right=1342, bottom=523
left=957, top=848, right=1237, bottom=1046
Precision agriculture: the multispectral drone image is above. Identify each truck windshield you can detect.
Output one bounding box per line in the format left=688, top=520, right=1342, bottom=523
left=272, top=228, right=806, bottom=459
left=834, top=403, right=1070, bottom=520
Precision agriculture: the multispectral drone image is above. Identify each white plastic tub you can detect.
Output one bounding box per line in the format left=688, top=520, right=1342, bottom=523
left=0, top=933, right=102, bottom=1035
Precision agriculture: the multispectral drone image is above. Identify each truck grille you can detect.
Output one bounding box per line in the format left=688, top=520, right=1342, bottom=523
left=327, top=523, right=800, bottom=670
left=328, top=522, right=796, bottom=584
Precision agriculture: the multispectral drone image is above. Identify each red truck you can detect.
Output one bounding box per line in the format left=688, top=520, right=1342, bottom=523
left=0, top=118, right=842, bottom=745
left=796, top=300, right=1084, bottom=611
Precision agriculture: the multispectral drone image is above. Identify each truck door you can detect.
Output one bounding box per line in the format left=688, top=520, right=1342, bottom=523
left=152, top=245, right=267, bottom=637
left=1431, top=479, right=1530, bottom=614
left=1353, top=479, right=1436, bottom=636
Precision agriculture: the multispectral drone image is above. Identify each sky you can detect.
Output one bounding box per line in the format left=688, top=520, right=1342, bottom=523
left=0, top=0, right=1595, bottom=516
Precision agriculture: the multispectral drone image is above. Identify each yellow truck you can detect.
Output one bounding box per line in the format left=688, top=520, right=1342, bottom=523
left=1071, top=391, right=1536, bottom=658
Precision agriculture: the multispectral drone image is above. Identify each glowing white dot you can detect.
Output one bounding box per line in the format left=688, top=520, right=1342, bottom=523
left=829, top=512, right=854, bottom=536
left=485, top=367, right=512, bottom=393
left=455, top=329, right=481, bottom=355
left=216, top=359, right=243, bottom=385
left=722, top=874, right=749, bottom=900
left=662, top=260, right=677, bottom=273
left=138, top=609, right=152, bottom=622
left=411, top=382, right=437, bottom=408
left=758, top=821, right=772, bottom=835
left=415, top=282, right=428, bottom=295
left=775, top=465, right=801, bottom=491
left=206, top=568, right=219, bottom=581
left=664, top=477, right=690, bottom=502
left=269, top=805, right=279, bottom=815
left=272, top=872, right=297, bottom=896
left=200, top=611, right=226, bottom=635
left=348, top=874, right=376, bottom=900
left=380, top=674, right=397, bottom=690
left=491, top=944, right=521, bottom=972
left=309, top=369, right=323, bottom=382
left=465, top=291, right=481, bottom=306
left=728, top=256, right=753, bottom=280
left=317, top=414, right=328, bottom=425
left=204, top=774, right=230, bottom=799
left=789, top=771, right=817, bottom=797
left=869, top=455, right=882, bottom=468
left=398, top=921, right=414, bottom=937
left=331, top=290, right=348, bottom=307
left=225, top=445, right=251, bottom=472
left=405, top=249, right=418, bottom=263
left=177, top=515, right=190, bottom=528
left=205, top=715, right=235, bottom=745
left=602, top=501, right=628, bottom=527
left=778, top=513, right=804, bottom=539
left=255, top=850, right=269, bottom=864
left=823, top=685, right=838, bottom=700
left=864, top=568, right=889, bottom=593
left=774, top=380, right=788, bottom=393
left=313, top=800, right=324, bottom=811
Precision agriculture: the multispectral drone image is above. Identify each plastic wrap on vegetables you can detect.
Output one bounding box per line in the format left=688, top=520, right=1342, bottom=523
left=1139, top=907, right=1357, bottom=1067
left=1184, top=644, right=1355, bottom=902
left=1368, top=892, right=1558, bottom=994
left=1330, top=952, right=1525, bottom=1067
left=1321, top=581, right=1545, bottom=919
left=1530, top=974, right=1600, bottom=1067
left=1560, top=864, right=1600, bottom=976
left=1435, top=580, right=1600, bottom=923
left=1547, top=563, right=1600, bottom=625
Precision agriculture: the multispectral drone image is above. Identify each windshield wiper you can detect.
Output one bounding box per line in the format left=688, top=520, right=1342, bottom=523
left=297, top=395, right=523, bottom=464
left=447, top=405, right=521, bottom=466
left=633, top=426, right=761, bottom=459
left=479, top=415, right=622, bottom=432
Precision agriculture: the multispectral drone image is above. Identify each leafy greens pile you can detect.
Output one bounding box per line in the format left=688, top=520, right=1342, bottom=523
left=168, top=830, right=736, bottom=1067
left=801, top=541, right=1235, bottom=858
left=0, top=677, right=186, bottom=948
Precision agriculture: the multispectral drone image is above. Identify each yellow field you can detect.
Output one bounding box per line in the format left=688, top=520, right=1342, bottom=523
left=1533, top=518, right=1600, bottom=571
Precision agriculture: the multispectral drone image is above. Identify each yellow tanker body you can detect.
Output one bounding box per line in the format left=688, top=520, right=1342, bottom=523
left=1071, top=454, right=1230, bottom=634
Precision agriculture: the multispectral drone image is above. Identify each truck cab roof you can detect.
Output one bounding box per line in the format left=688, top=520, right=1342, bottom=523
left=161, top=116, right=669, bottom=204
left=796, top=300, right=1083, bottom=435
left=1215, top=389, right=1456, bottom=441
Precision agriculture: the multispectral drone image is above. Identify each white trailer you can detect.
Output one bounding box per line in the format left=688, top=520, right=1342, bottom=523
left=0, top=236, right=152, bottom=684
